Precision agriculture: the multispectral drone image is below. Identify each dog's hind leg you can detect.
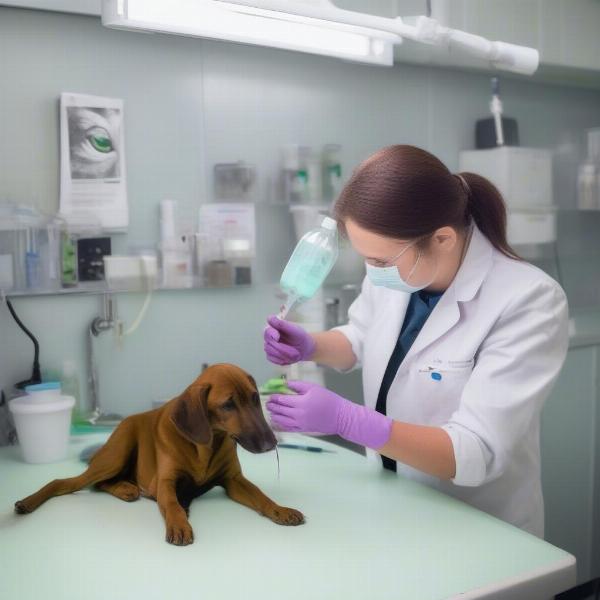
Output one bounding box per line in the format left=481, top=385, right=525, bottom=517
left=15, top=418, right=138, bottom=514
left=95, top=480, right=140, bottom=502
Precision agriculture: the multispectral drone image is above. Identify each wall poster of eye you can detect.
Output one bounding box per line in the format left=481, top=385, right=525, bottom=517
left=59, top=92, right=128, bottom=232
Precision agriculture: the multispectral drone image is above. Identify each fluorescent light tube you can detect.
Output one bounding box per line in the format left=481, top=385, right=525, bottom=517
left=102, top=0, right=395, bottom=66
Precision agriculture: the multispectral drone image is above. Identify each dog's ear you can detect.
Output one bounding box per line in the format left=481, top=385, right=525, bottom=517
left=246, top=374, right=258, bottom=391
left=171, top=384, right=212, bottom=446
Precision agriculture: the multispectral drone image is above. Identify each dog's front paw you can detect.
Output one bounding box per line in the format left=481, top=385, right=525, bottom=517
left=165, top=520, right=194, bottom=546
left=14, top=499, right=33, bottom=514
left=266, top=505, right=305, bottom=526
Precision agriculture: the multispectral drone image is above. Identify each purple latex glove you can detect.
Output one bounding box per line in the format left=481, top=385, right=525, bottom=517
left=263, top=315, right=316, bottom=366
left=267, top=380, right=393, bottom=450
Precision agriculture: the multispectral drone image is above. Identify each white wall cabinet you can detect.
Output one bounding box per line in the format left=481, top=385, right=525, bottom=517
left=458, top=0, right=600, bottom=71
left=540, top=343, right=600, bottom=585
left=335, top=0, right=398, bottom=17
left=460, top=0, right=540, bottom=52
left=558, top=0, right=600, bottom=71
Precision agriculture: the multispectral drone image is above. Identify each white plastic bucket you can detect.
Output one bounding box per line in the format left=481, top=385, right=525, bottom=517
left=9, top=394, right=75, bottom=463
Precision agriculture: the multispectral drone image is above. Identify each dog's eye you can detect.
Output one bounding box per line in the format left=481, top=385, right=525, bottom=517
left=221, top=399, right=236, bottom=412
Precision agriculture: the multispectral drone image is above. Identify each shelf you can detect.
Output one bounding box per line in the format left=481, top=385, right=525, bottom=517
left=1, top=280, right=252, bottom=299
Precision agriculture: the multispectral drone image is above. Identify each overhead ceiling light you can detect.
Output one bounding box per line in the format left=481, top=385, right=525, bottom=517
left=102, top=0, right=396, bottom=66
left=102, top=0, right=539, bottom=75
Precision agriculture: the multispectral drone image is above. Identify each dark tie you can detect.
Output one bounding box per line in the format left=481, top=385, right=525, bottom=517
left=375, top=290, right=442, bottom=472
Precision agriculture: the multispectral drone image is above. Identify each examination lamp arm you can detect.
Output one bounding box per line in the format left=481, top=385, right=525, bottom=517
left=411, top=17, right=540, bottom=75
left=217, top=0, right=539, bottom=75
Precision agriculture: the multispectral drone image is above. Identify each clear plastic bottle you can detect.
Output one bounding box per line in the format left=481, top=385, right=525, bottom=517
left=61, top=359, right=83, bottom=424
left=578, top=163, right=600, bottom=210
left=282, top=144, right=311, bottom=204
left=306, top=149, right=323, bottom=204
left=25, top=228, right=41, bottom=289
left=577, top=128, right=600, bottom=211
left=322, top=144, right=342, bottom=203
left=279, top=216, right=339, bottom=318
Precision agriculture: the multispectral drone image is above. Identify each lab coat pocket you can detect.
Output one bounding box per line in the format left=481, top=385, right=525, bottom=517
left=415, top=360, right=474, bottom=420
left=418, top=359, right=474, bottom=380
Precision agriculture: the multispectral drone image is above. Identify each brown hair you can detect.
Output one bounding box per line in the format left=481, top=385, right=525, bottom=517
left=334, top=145, right=519, bottom=259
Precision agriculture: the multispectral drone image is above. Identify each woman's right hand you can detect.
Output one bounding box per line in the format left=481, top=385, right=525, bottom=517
left=263, top=315, right=316, bottom=365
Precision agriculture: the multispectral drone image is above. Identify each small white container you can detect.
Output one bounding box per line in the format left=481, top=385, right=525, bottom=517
left=223, top=238, right=253, bottom=285
left=161, top=239, right=193, bottom=288
left=104, top=255, right=158, bottom=290
left=9, top=394, right=75, bottom=463
left=459, top=147, right=553, bottom=210
left=507, top=205, right=557, bottom=246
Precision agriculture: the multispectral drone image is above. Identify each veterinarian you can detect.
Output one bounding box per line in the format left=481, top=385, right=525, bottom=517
left=264, top=145, right=568, bottom=538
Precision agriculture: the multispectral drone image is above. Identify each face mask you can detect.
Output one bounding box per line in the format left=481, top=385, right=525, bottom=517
left=366, top=242, right=434, bottom=293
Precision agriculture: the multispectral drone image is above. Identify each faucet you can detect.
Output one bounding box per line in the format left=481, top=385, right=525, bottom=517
left=91, top=292, right=117, bottom=336
left=86, top=293, right=123, bottom=426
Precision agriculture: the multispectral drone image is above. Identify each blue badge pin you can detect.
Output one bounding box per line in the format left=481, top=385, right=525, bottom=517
left=431, top=372, right=442, bottom=381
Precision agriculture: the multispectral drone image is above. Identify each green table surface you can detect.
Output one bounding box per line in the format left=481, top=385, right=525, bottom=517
left=0, top=432, right=575, bottom=600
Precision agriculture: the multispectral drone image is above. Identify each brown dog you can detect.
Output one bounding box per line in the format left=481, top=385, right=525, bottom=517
left=14, top=363, right=304, bottom=545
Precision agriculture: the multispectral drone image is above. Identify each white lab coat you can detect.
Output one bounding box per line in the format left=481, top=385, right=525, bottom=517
left=334, top=225, right=569, bottom=537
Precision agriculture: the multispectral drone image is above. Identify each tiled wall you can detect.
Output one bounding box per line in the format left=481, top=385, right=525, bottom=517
left=1, top=7, right=600, bottom=415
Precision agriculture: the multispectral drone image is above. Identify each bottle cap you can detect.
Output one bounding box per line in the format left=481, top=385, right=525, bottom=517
left=25, top=381, right=61, bottom=393
left=321, top=216, right=337, bottom=231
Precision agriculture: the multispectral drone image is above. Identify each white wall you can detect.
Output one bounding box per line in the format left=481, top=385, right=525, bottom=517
left=1, top=7, right=600, bottom=415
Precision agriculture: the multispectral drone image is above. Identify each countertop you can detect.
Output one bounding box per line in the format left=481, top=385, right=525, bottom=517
left=569, top=309, right=600, bottom=348
left=0, top=432, right=575, bottom=600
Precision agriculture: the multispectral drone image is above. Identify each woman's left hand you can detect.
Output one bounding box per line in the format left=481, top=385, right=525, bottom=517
left=267, top=380, right=393, bottom=450
left=267, top=380, right=344, bottom=435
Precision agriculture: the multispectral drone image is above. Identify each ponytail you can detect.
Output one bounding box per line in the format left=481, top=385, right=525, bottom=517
left=458, top=172, right=520, bottom=260
left=334, top=145, right=520, bottom=260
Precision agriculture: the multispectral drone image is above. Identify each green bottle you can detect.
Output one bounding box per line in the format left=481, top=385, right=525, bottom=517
left=61, top=231, right=77, bottom=287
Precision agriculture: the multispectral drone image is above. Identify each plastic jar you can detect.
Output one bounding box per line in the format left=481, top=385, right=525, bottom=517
left=9, top=391, right=75, bottom=463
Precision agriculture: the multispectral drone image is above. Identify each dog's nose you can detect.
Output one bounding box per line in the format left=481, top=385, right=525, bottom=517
left=250, top=432, right=277, bottom=453
left=261, top=428, right=278, bottom=450
left=237, top=430, right=277, bottom=454
left=259, top=438, right=277, bottom=453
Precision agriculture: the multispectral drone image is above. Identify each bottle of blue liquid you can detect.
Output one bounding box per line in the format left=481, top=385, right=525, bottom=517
left=278, top=216, right=339, bottom=318
left=25, top=227, right=40, bottom=289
